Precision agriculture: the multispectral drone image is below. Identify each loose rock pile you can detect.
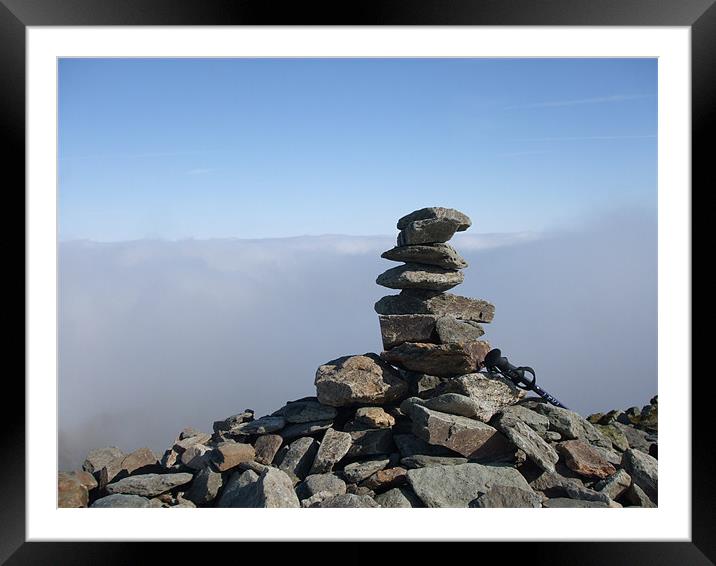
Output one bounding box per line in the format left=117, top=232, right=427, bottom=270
left=59, top=207, right=657, bottom=509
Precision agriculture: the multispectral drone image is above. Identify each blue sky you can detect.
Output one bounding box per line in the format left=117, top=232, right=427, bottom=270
left=58, top=58, right=657, bottom=241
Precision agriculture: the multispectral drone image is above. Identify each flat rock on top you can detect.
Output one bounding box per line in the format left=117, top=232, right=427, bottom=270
left=381, top=243, right=468, bottom=270
left=397, top=207, right=471, bottom=231
left=397, top=218, right=463, bottom=246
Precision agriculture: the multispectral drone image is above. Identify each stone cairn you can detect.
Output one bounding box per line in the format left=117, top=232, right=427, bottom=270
left=59, top=207, right=657, bottom=509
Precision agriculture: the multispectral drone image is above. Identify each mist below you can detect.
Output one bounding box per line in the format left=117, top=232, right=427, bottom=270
left=59, top=210, right=657, bottom=470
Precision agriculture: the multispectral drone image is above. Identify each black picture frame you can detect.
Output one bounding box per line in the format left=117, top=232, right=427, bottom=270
left=6, top=1, right=707, bottom=563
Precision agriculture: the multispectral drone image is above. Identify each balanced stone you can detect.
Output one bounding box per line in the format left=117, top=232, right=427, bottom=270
left=376, top=263, right=464, bottom=292
left=435, top=317, right=484, bottom=343
left=381, top=341, right=490, bottom=377
left=397, top=207, right=472, bottom=231
left=397, top=217, right=463, bottom=246
left=378, top=314, right=438, bottom=349
left=375, top=290, right=495, bottom=322
left=315, top=353, right=409, bottom=407
left=381, top=243, right=468, bottom=270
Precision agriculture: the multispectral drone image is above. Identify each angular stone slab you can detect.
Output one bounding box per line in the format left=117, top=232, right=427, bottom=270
left=435, top=317, right=484, bottom=343
left=296, top=473, right=347, bottom=501
left=621, top=448, right=658, bottom=503
left=381, top=243, right=468, bottom=269
left=375, top=290, right=495, bottom=322
left=184, top=467, right=223, bottom=507
left=58, top=472, right=89, bottom=508
left=345, top=428, right=395, bottom=459
left=410, top=405, right=514, bottom=460
left=276, top=437, right=319, bottom=484
left=397, top=207, right=472, bottom=231
left=253, top=434, right=283, bottom=465
left=499, top=405, right=550, bottom=435
left=309, top=428, right=353, bottom=474
left=493, top=412, right=559, bottom=473
left=98, top=447, right=160, bottom=489
left=233, top=468, right=300, bottom=508
left=594, top=469, right=632, bottom=501
left=376, top=263, right=464, bottom=292
left=209, top=442, right=256, bottom=472
left=90, top=494, right=151, bottom=508
left=393, top=433, right=456, bottom=458
left=342, top=458, right=392, bottom=483
left=354, top=407, right=395, bottom=429
left=527, top=402, right=612, bottom=449
left=400, top=455, right=468, bottom=469
left=272, top=398, right=337, bottom=424
left=407, top=463, right=533, bottom=507
left=310, top=493, right=380, bottom=508
left=424, top=393, right=486, bottom=420
left=397, top=217, right=463, bottom=246
left=472, top=485, right=542, bottom=508
left=378, top=314, right=438, bottom=349
left=558, top=440, right=617, bottom=479
left=82, top=446, right=125, bottom=475
left=381, top=341, right=490, bottom=377
left=374, top=487, right=423, bottom=508
left=105, top=473, right=193, bottom=497
left=280, top=420, right=334, bottom=440
left=315, top=353, right=409, bottom=407
left=438, top=372, right=524, bottom=422
left=216, top=469, right=259, bottom=507
left=233, top=416, right=286, bottom=435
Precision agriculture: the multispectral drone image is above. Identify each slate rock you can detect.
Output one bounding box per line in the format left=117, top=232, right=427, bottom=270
left=400, top=455, right=468, bottom=469
left=276, top=437, right=319, bottom=484
left=493, top=412, right=559, bottom=472
left=613, top=422, right=652, bottom=452
left=529, top=403, right=612, bottom=449
left=354, top=407, right=396, bottom=429
left=397, top=217, right=464, bottom=246
left=346, top=428, right=395, bottom=459
left=213, top=410, right=254, bottom=433
left=315, top=353, right=409, bottom=407
left=376, top=263, right=464, bottom=292
left=90, top=494, right=152, bottom=508
left=82, top=446, right=125, bottom=475
left=621, top=449, right=658, bottom=503
left=378, top=314, right=439, bottom=349
left=296, top=473, right=347, bottom=501
left=436, top=372, right=523, bottom=421
left=381, top=243, right=468, bottom=269
left=210, top=442, right=256, bottom=472
left=183, top=467, right=223, bottom=506
left=311, top=493, right=380, bottom=508
left=241, top=468, right=301, bottom=508
left=472, top=485, right=542, bottom=508
left=58, top=472, right=89, bottom=508
left=272, top=399, right=337, bottom=424
left=105, top=473, right=193, bottom=497
left=280, top=420, right=334, bottom=440
left=558, top=440, right=617, bottom=479
left=424, top=393, right=486, bottom=420
left=434, top=316, right=484, bottom=344
left=381, top=341, right=491, bottom=377
left=407, top=463, right=533, bottom=507
left=216, top=469, right=259, bottom=507
left=397, top=207, right=472, bottom=231
left=234, top=416, right=286, bottom=435
left=253, top=434, right=283, bottom=465
left=498, top=405, right=550, bottom=435
left=375, top=290, right=495, bottom=322
left=342, top=458, right=392, bottom=483
left=594, top=469, right=632, bottom=500
left=309, top=428, right=353, bottom=474
left=527, top=468, right=585, bottom=498
left=411, top=405, right=514, bottom=460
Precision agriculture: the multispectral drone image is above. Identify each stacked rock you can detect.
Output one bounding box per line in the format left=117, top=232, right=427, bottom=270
left=375, top=207, right=495, bottom=378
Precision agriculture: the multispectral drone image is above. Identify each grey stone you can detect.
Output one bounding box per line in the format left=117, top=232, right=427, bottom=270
left=381, top=243, right=468, bottom=269
left=564, top=484, right=621, bottom=507
left=393, top=433, right=457, bottom=458
left=493, top=412, right=559, bottom=472
left=173, top=432, right=212, bottom=453
left=342, top=458, right=391, bottom=483
left=375, top=290, right=495, bottom=322
left=272, top=399, right=337, bottom=424
left=179, top=443, right=211, bottom=470
left=311, top=493, right=380, bottom=508
left=499, top=405, right=550, bottom=435
left=82, top=446, right=124, bottom=475
left=397, top=207, right=472, bottom=231
left=253, top=434, right=283, bottom=465
left=424, top=393, right=486, bottom=420
left=381, top=341, right=491, bottom=377
left=309, top=428, right=353, bottom=474
left=296, top=473, right=347, bottom=501
left=472, top=485, right=542, bottom=508
left=276, top=437, right=319, bottom=484
left=621, top=449, right=658, bottom=503
left=346, top=428, right=394, bottom=459
left=543, top=498, right=611, bottom=508
left=229, top=468, right=300, bottom=508
left=435, top=317, right=485, bottom=344
left=376, top=263, right=464, bottom=292
left=280, top=420, right=334, bottom=440
left=596, top=424, right=630, bottom=452
left=234, top=416, right=286, bottom=435
left=402, top=372, right=444, bottom=399
left=411, top=405, right=514, bottom=460
left=437, top=372, right=524, bottom=421
left=613, top=422, right=652, bottom=452
left=594, top=469, right=632, bottom=500
left=183, top=468, right=223, bottom=506
left=105, top=473, right=193, bottom=497
left=407, top=463, right=533, bottom=507
left=354, top=407, right=395, bottom=428
left=315, top=353, right=409, bottom=407
left=216, top=469, right=259, bottom=507
left=529, top=403, right=612, bottom=449
left=374, top=487, right=423, bottom=508
left=623, top=482, right=656, bottom=507
left=378, top=314, right=439, bottom=349
left=544, top=431, right=562, bottom=442
left=397, top=217, right=463, bottom=246
left=400, top=455, right=468, bottom=469
left=90, top=494, right=151, bottom=508
left=213, top=410, right=254, bottom=433
left=526, top=467, right=585, bottom=498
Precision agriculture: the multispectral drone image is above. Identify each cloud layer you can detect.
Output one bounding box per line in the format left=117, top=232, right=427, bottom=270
left=59, top=211, right=656, bottom=470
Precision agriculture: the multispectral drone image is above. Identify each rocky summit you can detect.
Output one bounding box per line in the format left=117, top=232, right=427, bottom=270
left=59, top=207, right=657, bottom=509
